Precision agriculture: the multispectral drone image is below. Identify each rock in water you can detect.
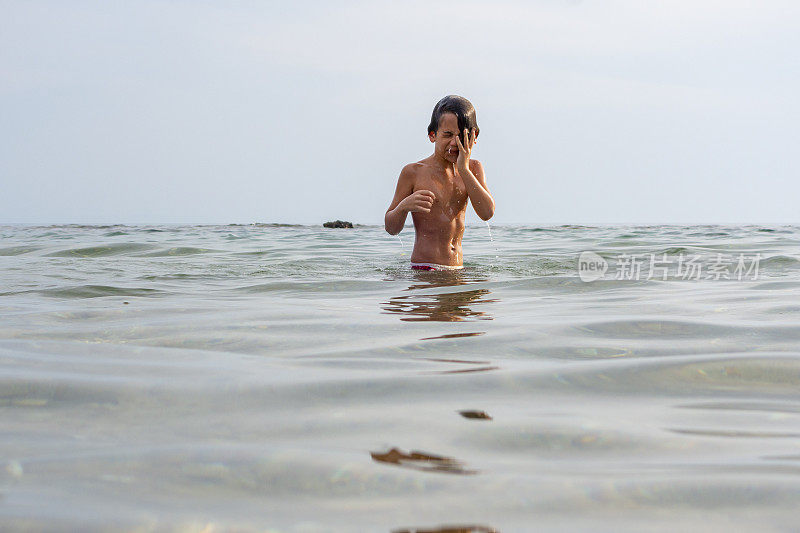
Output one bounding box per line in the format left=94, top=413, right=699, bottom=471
left=323, top=220, right=353, bottom=228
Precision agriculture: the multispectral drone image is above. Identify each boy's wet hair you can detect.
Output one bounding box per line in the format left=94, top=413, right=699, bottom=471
left=427, top=95, right=479, bottom=139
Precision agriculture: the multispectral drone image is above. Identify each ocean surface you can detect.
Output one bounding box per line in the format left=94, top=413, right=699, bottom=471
left=1, top=223, right=799, bottom=532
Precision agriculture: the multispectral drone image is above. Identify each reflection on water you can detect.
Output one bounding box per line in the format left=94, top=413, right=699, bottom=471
left=458, top=410, right=493, bottom=420
left=382, top=271, right=496, bottom=322
left=382, top=289, right=494, bottom=321
left=421, top=332, right=486, bottom=341
left=426, top=364, right=499, bottom=375
left=392, top=526, right=498, bottom=533
left=404, top=269, right=487, bottom=288
left=668, top=428, right=800, bottom=438
left=417, top=357, right=499, bottom=375
left=370, top=447, right=477, bottom=475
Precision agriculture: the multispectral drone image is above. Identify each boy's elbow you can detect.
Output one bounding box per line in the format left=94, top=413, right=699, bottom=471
left=384, top=213, right=399, bottom=235
left=478, top=201, right=495, bottom=221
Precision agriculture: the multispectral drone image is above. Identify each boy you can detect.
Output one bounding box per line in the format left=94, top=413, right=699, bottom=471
left=385, top=95, right=495, bottom=270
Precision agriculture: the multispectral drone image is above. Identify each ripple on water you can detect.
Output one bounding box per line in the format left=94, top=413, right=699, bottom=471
left=542, top=353, right=800, bottom=396
left=1, top=224, right=800, bottom=530
left=573, top=319, right=742, bottom=339
left=676, top=401, right=800, bottom=414
left=16, top=445, right=453, bottom=498
left=138, top=247, right=219, bottom=257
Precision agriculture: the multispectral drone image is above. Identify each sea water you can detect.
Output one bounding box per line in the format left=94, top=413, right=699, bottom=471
left=1, top=223, right=800, bottom=532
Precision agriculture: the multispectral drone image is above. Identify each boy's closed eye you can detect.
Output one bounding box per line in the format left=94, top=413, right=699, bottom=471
left=441, top=131, right=464, bottom=142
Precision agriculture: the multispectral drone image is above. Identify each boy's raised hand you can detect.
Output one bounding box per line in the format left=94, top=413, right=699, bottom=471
left=455, top=128, right=476, bottom=171
left=401, top=190, right=436, bottom=213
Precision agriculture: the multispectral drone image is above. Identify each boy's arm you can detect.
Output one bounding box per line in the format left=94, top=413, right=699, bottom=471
left=461, top=159, right=495, bottom=221
left=456, top=129, right=495, bottom=221
left=385, top=165, right=435, bottom=235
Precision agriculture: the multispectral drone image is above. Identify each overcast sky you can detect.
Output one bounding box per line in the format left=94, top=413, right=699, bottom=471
left=2, top=0, right=798, bottom=225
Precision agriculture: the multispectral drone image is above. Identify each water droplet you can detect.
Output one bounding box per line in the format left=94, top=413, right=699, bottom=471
left=486, top=221, right=500, bottom=266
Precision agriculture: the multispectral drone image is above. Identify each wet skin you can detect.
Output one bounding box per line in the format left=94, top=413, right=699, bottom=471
left=385, top=112, right=494, bottom=266
left=412, top=162, right=468, bottom=264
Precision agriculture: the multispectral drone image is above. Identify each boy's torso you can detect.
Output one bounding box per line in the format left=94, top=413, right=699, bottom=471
left=408, top=157, right=477, bottom=266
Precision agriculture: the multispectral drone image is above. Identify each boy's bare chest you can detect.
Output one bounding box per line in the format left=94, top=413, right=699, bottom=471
left=414, top=171, right=468, bottom=211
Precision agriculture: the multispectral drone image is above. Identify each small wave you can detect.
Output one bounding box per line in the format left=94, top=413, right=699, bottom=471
left=677, top=401, right=800, bottom=414
left=236, top=279, right=385, bottom=294
left=523, top=227, right=559, bottom=233
left=249, top=223, right=307, bottom=228
left=687, top=231, right=730, bottom=237
left=599, top=240, right=648, bottom=248
left=759, top=255, right=800, bottom=268
left=655, top=247, right=693, bottom=255
left=59, top=224, right=118, bottom=229
left=0, top=246, right=40, bottom=256
left=139, top=273, right=210, bottom=281
left=37, top=285, right=165, bottom=299
left=46, top=243, right=154, bottom=257
left=501, top=276, right=650, bottom=293
left=750, top=281, right=800, bottom=291
left=764, top=305, right=800, bottom=314
left=668, top=428, right=800, bottom=438
left=234, top=250, right=273, bottom=256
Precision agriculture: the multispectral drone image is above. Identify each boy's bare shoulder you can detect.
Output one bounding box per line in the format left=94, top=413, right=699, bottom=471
left=399, top=158, right=484, bottom=176
left=402, top=161, right=426, bottom=173
left=469, top=158, right=486, bottom=181
left=398, top=161, right=426, bottom=181
left=469, top=158, right=484, bottom=173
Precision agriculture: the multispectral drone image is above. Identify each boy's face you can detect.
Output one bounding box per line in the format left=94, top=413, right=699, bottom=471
left=429, top=112, right=475, bottom=164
